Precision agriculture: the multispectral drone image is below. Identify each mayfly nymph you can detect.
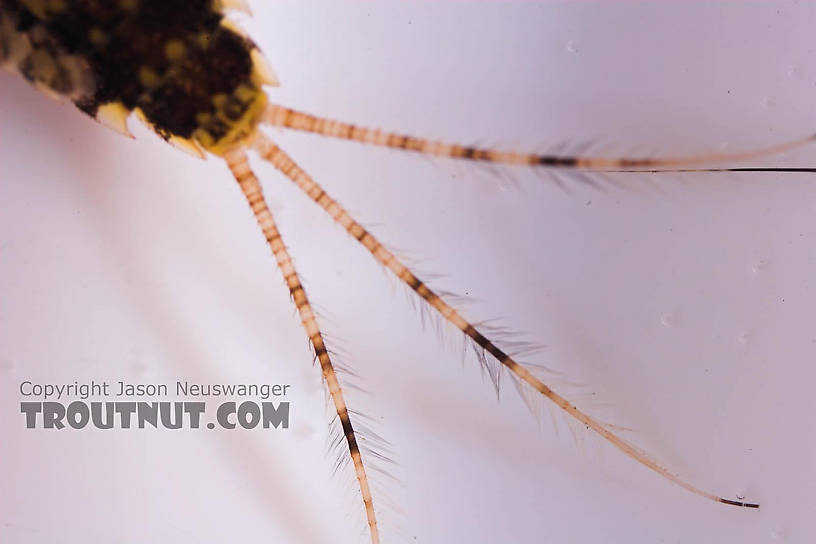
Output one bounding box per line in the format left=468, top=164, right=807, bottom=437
left=8, top=1, right=805, bottom=542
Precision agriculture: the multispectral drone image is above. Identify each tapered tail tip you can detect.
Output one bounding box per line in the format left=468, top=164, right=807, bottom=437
left=720, top=497, right=760, bottom=509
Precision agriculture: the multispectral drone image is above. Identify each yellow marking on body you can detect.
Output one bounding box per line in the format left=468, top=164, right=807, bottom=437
left=234, top=83, right=256, bottom=103
left=250, top=48, right=279, bottom=87
left=195, top=111, right=213, bottom=126
left=211, top=92, right=228, bottom=109
left=87, top=27, right=107, bottom=47
left=96, top=102, right=132, bottom=138
left=215, top=0, right=253, bottom=15
left=191, top=44, right=273, bottom=156
left=118, top=0, right=138, bottom=11
left=47, top=0, right=66, bottom=13
left=20, top=0, right=47, bottom=19
left=168, top=135, right=206, bottom=159
left=217, top=17, right=248, bottom=42
left=138, top=65, right=159, bottom=88
left=20, top=0, right=66, bottom=19
left=193, top=89, right=266, bottom=155
left=164, top=40, right=186, bottom=62
left=26, top=48, right=57, bottom=82
left=196, top=32, right=212, bottom=50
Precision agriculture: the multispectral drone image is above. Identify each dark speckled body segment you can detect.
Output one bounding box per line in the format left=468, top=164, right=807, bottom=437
left=0, top=0, right=266, bottom=152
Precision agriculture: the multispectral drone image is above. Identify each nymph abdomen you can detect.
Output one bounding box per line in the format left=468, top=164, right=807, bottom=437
left=0, top=0, right=271, bottom=155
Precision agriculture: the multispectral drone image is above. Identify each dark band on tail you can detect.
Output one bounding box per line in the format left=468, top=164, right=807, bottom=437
left=253, top=134, right=760, bottom=510
left=263, top=103, right=815, bottom=172
left=224, top=150, right=381, bottom=544
left=720, top=498, right=760, bottom=508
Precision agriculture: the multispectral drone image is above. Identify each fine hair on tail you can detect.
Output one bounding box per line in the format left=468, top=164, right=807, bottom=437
left=224, top=150, right=382, bottom=544
left=263, top=103, right=815, bottom=172
left=251, top=131, right=760, bottom=509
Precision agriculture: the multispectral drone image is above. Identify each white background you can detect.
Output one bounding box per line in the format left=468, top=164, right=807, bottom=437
left=2, top=1, right=816, bottom=543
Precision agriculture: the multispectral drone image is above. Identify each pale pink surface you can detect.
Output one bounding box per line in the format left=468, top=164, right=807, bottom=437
left=2, top=2, right=815, bottom=543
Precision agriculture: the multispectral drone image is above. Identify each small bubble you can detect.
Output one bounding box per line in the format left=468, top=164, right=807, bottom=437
left=737, top=331, right=754, bottom=345
left=566, top=40, right=578, bottom=54
left=787, top=63, right=803, bottom=79
left=660, top=312, right=678, bottom=327
left=293, top=424, right=318, bottom=440
left=771, top=527, right=787, bottom=541
left=0, top=358, right=16, bottom=373
left=735, top=489, right=746, bottom=501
